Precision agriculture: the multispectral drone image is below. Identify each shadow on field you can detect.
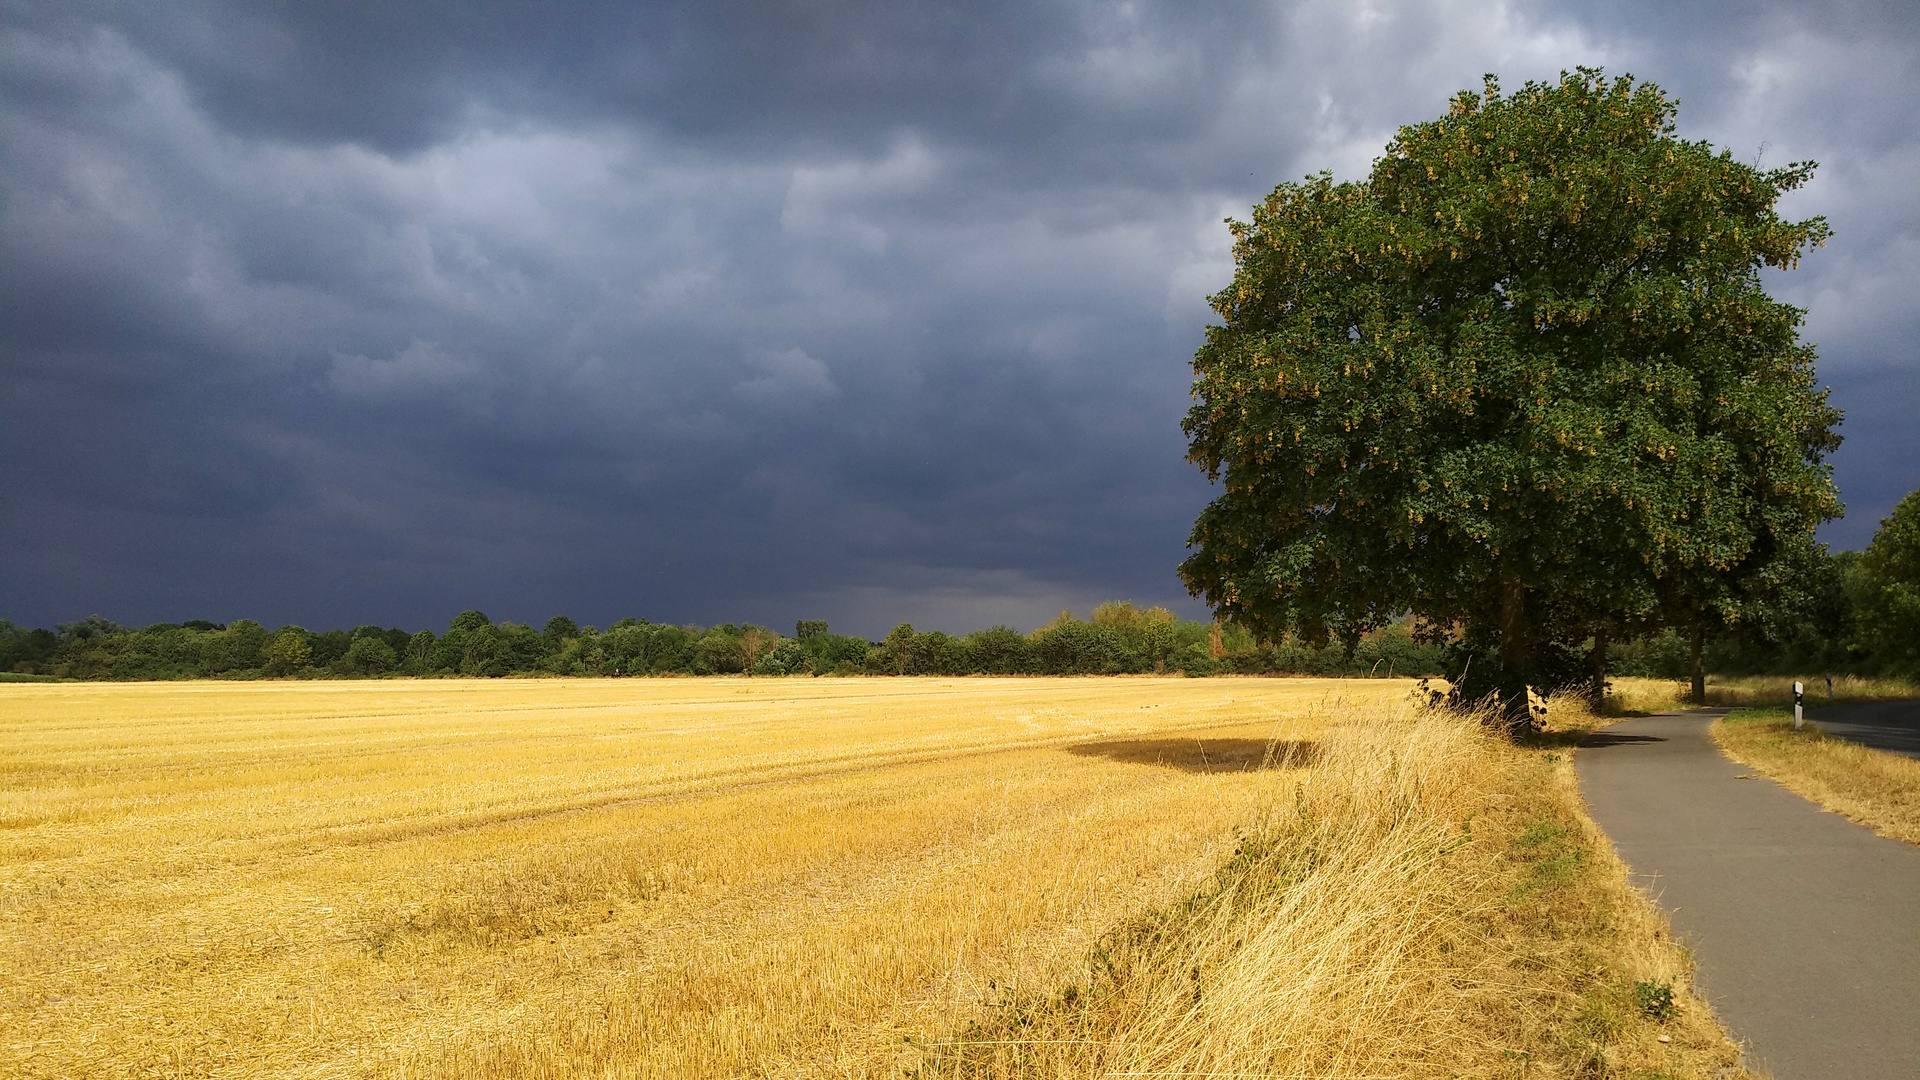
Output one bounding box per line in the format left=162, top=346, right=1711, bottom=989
left=1065, top=737, right=1318, bottom=774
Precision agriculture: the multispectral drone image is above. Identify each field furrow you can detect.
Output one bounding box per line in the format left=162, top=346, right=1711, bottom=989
left=0, top=677, right=1394, bottom=1079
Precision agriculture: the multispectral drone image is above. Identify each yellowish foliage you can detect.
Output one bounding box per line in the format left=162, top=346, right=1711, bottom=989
left=1088, top=600, right=1177, bottom=629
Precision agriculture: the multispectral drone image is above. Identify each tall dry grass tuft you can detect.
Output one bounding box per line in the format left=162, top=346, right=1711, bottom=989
left=914, top=700, right=1747, bottom=1078
left=1600, top=676, right=1693, bottom=716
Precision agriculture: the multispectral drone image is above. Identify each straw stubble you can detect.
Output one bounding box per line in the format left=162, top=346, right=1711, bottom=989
left=2, top=677, right=1746, bottom=1078
left=1, top=676, right=1378, bottom=1078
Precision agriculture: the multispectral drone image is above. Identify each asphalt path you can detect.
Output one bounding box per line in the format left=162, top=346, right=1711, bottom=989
left=1807, top=699, right=1920, bottom=760
left=1576, top=710, right=1920, bottom=1080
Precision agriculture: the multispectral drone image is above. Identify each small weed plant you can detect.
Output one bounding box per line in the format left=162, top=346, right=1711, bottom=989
left=1635, top=978, right=1677, bottom=1021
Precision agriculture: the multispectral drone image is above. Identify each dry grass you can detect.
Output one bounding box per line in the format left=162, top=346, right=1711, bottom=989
left=1713, top=709, right=1920, bottom=847
left=2, top=677, right=1387, bottom=1078
left=0, top=677, right=1747, bottom=1079
left=903, top=691, right=1748, bottom=1079
left=1601, top=676, right=1695, bottom=716
left=1603, top=673, right=1920, bottom=716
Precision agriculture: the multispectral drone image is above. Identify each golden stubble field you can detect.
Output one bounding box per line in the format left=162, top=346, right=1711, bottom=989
left=0, top=676, right=1401, bottom=1079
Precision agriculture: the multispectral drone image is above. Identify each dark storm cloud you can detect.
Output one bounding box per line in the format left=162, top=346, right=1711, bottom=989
left=3, top=1, right=1916, bottom=635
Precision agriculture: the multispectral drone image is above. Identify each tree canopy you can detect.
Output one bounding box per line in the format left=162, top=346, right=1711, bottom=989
left=1179, top=69, right=1842, bottom=728
left=1854, top=490, right=1920, bottom=678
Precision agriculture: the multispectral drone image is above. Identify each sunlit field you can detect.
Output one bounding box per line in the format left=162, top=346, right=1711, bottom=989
left=1604, top=673, right=1920, bottom=715
left=0, top=676, right=1404, bottom=1079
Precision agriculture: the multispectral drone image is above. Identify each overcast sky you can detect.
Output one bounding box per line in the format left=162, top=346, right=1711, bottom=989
left=3, top=0, right=1915, bottom=637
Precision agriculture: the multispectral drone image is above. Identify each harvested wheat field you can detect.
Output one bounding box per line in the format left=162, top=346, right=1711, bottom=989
left=0, top=677, right=1370, bottom=1078
left=1, top=677, right=1744, bottom=1079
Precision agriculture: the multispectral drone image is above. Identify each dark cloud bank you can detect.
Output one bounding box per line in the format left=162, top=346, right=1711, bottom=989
left=3, top=0, right=1916, bottom=637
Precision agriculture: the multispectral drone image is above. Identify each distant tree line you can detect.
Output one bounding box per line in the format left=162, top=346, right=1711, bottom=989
left=5, top=488, right=1915, bottom=684
left=0, top=602, right=1450, bottom=682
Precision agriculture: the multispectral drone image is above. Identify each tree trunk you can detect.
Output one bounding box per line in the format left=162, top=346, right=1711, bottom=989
left=1498, top=575, right=1531, bottom=736
left=1689, top=624, right=1706, bottom=705
left=1589, top=629, right=1609, bottom=709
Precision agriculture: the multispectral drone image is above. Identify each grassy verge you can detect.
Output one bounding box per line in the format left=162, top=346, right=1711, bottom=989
left=906, top=700, right=1750, bottom=1079
left=1713, top=708, right=1920, bottom=847
left=1604, top=674, right=1920, bottom=716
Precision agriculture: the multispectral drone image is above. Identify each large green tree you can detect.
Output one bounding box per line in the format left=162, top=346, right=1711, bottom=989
left=1179, top=70, right=1842, bottom=730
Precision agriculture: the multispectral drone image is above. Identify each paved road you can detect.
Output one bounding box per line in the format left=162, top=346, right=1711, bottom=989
left=1576, top=710, right=1920, bottom=1080
left=1809, top=699, right=1920, bottom=760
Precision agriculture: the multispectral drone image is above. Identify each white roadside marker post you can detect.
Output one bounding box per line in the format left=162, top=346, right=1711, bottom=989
left=1793, top=680, right=1804, bottom=730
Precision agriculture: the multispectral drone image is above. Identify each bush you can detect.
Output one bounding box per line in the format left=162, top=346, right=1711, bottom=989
left=754, top=640, right=807, bottom=676
left=1856, top=490, right=1920, bottom=678
left=958, top=626, right=1039, bottom=674
left=343, top=635, right=398, bottom=675
left=1034, top=621, right=1129, bottom=674
left=797, top=632, right=871, bottom=675
left=263, top=629, right=312, bottom=675
left=695, top=632, right=746, bottom=674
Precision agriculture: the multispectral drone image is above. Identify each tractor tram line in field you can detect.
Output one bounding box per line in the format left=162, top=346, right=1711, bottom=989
left=1, top=677, right=1390, bottom=1079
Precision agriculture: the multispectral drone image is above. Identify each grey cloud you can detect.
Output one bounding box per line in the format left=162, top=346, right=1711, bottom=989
left=3, top=0, right=1916, bottom=634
